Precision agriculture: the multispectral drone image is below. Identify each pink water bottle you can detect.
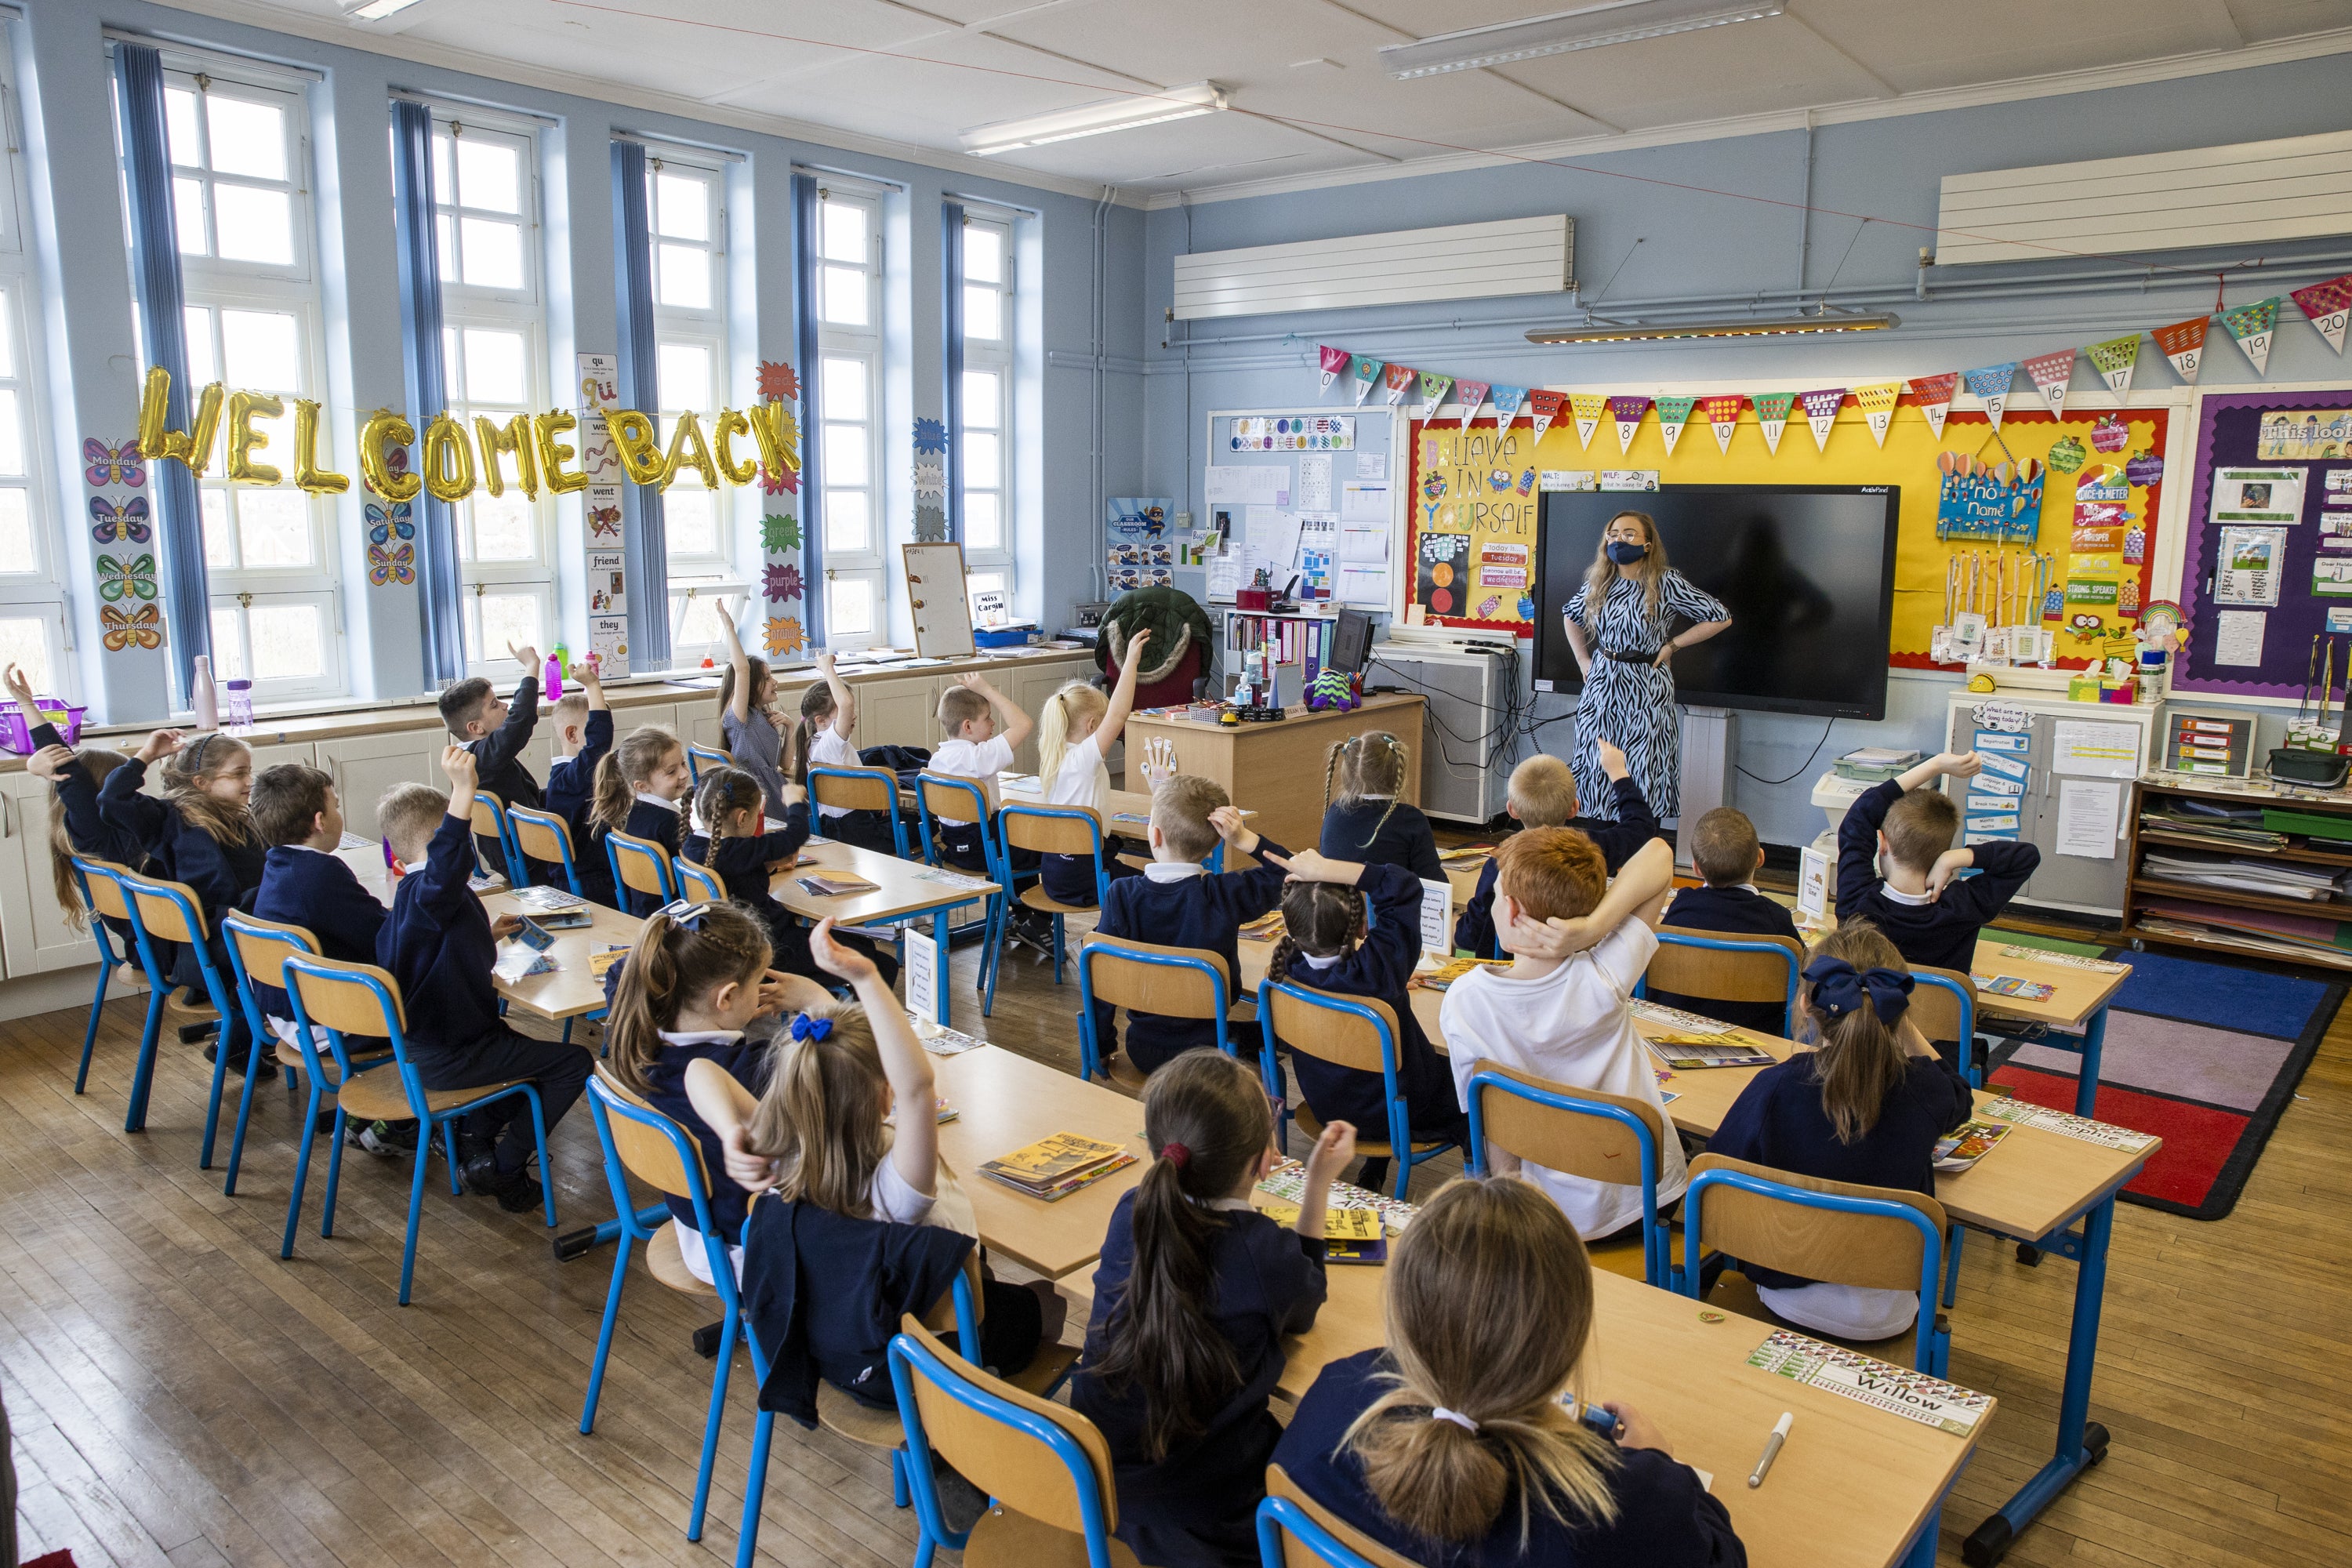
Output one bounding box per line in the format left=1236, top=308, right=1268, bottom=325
left=544, top=650, right=564, bottom=700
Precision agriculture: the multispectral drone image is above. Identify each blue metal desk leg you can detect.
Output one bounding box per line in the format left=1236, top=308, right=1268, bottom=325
left=933, top=909, right=954, bottom=1025
left=2071, top=1004, right=2107, bottom=1119
left=554, top=1201, right=670, bottom=1261
left=1963, top=1197, right=2114, bottom=1566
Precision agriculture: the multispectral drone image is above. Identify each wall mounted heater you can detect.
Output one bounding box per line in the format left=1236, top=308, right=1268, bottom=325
left=1173, top=215, right=1573, bottom=321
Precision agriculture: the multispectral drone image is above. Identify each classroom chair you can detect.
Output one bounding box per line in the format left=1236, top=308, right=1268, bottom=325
left=282, top=952, right=556, bottom=1305
left=1261, top=1470, right=1415, bottom=1568
left=1076, top=934, right=1236, bottom=1089
left=686, top=741, right=730, bottom=782
left=604, top=827, right=678, bottom=910
left=470, top=788, right=525, bottom=887
left=1904, top=964, right=1982, bottom=1305
left=66, top=856, right=167, bottom=1127
left=1639, top=926, right=1806, bottom=1037
left=1462, top=1062, right=1673, bottom=1288
left=509, top=804, right=585, bottom=896
left=1679, top=1152, right=1951, bottom=1377
left=886, top=1316, right=1131, bottom=1568
left=808, top=764, right=911, bottom=857
left=996, top=802, right=1111, bottom=993
left=119, top=870, right=253, bottom=1171
left=674, top=856, right=724, bottom=904
left=1259, top=978, right=1461, bottom=1202
left=916, top=773, right=1012, bottom=1001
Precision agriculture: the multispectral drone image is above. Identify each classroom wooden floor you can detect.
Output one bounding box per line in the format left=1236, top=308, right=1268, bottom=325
left=3, top=935, right=2349, bottom=1568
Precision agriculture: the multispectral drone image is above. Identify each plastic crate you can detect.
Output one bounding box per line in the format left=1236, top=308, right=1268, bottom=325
left=972, top=624, right=1041, bottom=648
left=0, top=699, right=87, bottom=754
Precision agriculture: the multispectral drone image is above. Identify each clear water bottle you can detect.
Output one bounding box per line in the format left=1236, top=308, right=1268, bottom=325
left=224, top=677, right=254, bottom=729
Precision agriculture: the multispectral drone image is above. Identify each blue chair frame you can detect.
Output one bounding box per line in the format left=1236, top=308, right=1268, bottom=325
left=68, top=857, right=168, bottom=1129
left=807, top=764, right=912, bottom=858
left=1464, top=1066, right=1668, bottom=1288
left=674, top=856, right=725, bottom=903
left=283, top=953, right=557, bottom=1304
left=686, top=742, right=730, bottom=783
left=916, top=773, right=1012, bottom=1007
left=1637, top=928, right=1803, bottom=1037
left=121, top=870, right=250, bottom=1172
left=1909, top=967, right=1980, bottom=1312
left=995, top=802, right=1111, bottom=994
left=1256, top=1496, right=1382, bottom=1568
left=1258, top=978, right=1458, bottom=1201
left=508, top=804, right=584, bottom=897
left=604, top=829, right=678, bottom=913
left=471, top=789, right=527, bottom=887
left=1076, top=937, right=1232, bottom=1083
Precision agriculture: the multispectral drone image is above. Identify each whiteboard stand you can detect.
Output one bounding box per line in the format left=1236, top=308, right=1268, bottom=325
left=902, top=543, right=975, bottom=660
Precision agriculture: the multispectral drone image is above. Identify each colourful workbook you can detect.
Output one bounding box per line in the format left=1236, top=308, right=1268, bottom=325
left=1746, top=1330, right=1992, bottom=1437
left=1414, top=955, right=1511, bottom=990
left=1258, top=1158, right=1421, bottom=1232
left=980, top=1131, right=1137, bottom=1200
left=508, top=884, right=588, bottom=913
left=1932, top=1118, right=2011, bottom=1172
left=797, top=872, right=880, bottom=898
left=1971, top=973, right=2056, bottom=1001
left=1256, top=1202, right=1389, bottom=1262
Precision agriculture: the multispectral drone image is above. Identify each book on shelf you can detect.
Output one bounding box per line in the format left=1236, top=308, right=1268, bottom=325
left=979, top=1131, right=1137, bottom=1200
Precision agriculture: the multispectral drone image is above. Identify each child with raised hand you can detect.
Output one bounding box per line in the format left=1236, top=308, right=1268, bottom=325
left=793, top=651, right=907, bottom=856
left=1706, top=920, right=1973, bottom=1342
left=1317, top=731, right=1442, bottom=883
left=542, top=657, right=612, bottom=891
left=1073, top=1048, right=1352, bottom=1568
left=1454, top=744, right=1661, bottom=957
left=1837, top=749, right=2040, bottom=973
left=438, top=641, right=546, bottom=869
left=8, top=662, right=142, bottom=933
left=1034, top=628, right=1152, bottom=906
left=587, top=724, right=693, bottom=916
left=927, top=671, right=1035, bottom=873
left=1267, top=848, right=1465, bottom=1195
left=717, top=604, right=795, bottom=820
left=1272, top=1175, right=1742, bottom=1568
left=680, top=765, right=901, bottom=987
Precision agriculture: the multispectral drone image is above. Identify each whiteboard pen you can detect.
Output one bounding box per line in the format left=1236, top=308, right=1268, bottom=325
left=1748, top=1411, right=1794, bottom=1488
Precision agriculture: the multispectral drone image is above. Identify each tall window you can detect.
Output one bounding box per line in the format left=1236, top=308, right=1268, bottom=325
left=163, top=69, right=340, bottom=699
left=648, top=158, right=739, bottom=658
left=959, top=212, right=1013, bottom=618
left=0, top=44, right=64, bottom=692
left=430, top=114, right=550, bottom=673
left=815, top=184, right=883, bottom=647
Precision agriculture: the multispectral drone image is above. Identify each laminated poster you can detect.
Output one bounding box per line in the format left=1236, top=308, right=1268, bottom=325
left=2214, top=525, right=2286, bottom=607
left=2209, top=467, right=2305, bottom=525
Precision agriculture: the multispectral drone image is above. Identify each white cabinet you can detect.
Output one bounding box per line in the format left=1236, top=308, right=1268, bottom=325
left=860, top=678, right=942, bottom=751
left=317, top=730, right=445, bottom=837
left=0, top=771, right=107, bottom=976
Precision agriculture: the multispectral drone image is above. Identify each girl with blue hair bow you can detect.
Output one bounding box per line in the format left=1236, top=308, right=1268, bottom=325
left=1705, top=920, right=1975, bottom=1342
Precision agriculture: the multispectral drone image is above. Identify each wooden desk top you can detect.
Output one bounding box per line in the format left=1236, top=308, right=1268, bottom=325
left=1964, top=937, right=2130, bottom=1031
left=1123, top=691, right=1426, bottom=739
left=1266, top=1255, right=1988, bottom=1568
left=932, top=1045, right=1145, bottom=1279
left=779, top=837, right=998, bottom=924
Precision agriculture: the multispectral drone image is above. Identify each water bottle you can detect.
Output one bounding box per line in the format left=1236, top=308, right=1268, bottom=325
left=191, top=655, right=220, bottom=731
left=544, top=649, right=564, bottom=701
left=224, top=677, right=254, bottom=729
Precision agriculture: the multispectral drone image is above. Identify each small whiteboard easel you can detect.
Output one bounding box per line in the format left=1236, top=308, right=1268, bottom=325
left=902, top=543, right=975, bottom=659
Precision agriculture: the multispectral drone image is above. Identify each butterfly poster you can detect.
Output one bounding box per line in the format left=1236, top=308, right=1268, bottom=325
left=89, top=495, right=151, bottom=545
left=100, top=603, right=163, bottom=651
left=368, top=540, right=416, bottom=586
left=84, top=437, right=145, bottom=488
left=96, top=553, right=158, bottom=601
left=365, top=500, right=416, bottom=544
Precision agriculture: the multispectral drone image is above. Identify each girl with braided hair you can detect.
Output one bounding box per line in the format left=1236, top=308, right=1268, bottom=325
left=1316, top=730, right=1443, bottom=882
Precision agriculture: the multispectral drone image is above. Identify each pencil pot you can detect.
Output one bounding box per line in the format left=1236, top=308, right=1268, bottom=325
left=0, top=699, right=87, bottom=753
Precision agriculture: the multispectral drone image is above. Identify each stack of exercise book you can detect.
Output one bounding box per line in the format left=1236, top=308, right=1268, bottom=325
left=2136, top=898, right=2352, bottom=960
left=2138, top=848, right=2349, bottom=900
left=2136, top=797, right=2285, bottom=851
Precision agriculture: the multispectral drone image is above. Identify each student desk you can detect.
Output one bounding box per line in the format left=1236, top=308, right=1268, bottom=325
left=777, top=837, right=1000, bottom=1025
left=1963, top=938, right=2130, bottom=1119
left=1265, top=1258, right=1987, bottom=1568
left=1120, top=692, right=1427, bottom=851
left=931, top=1044, right=1145, bottom=1279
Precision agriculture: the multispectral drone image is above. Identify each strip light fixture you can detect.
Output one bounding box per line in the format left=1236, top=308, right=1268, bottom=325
left=1527, top=312, right=1900, bottom=343
left=1381, top=1, right=1785, bottom=80
left=346, top=0, right=426, bottom=20
left=961, top=82, right=1227, bottom=156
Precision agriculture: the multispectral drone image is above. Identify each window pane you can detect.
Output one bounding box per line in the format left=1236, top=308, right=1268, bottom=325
left=673, top=591, right=726, bottom=648
left=822, top=264, right=867, bottom=326
left=182, top=307, right=218, bottom=385
left=205, top=98, right=286, bottom=181
left=463, top=328, right=528, bottom=405
left=212, top=186, right=294, bottom=266
left=209, top=608, right=245, bottom=678
left=655, top=172, right=709, bottom=241
left=822, top=421, right=869, bottom=486
left=657, top=243, right=710, bottom=310
left=963, top=431, right=1000, bottom=488
left=220, top=310, right=301, bottom=391
left=964, top=285, right=1000, bottom=340
left=822, top=357, right=868, bottom=422
left=658, top=342, right=711, bottom=410
left=964, top=226, right=1002, bottom=285
left=822, top=201, right=866, bottom=263
left=0, top=616, right=52, bottom=691
left=249, top=603, right=324, bottom=680
left=436, top=212, right=459, bottom=281
left=461, top=217, right=524, bottom=290
left=456, top=136, right=521, bottom=213
left=235, top=489, right=310, bottom=568
left=0, top=488, right=34, bottom=572
left=828, top=577, right=873, bottom=637
left=165, top=89, right=203, bottom=168
left=665, top=488, right=717, bottom=557
left=964, top=491, right=1000, bottom=554
left=0, top=289, right=17, bottom=377
left=475, top=593, right=542, bottom=664
left=0, top=392, right=20, bottom=478
left=963, top=370, right=1000, bottom=428
left=201, top=488, right=233, bottom=568
left=967, top=571, right=1006, bottom=616
left=433, top=132, right=455, bottom=203
left=470, top=492, right=535, bottom=561
left=172, top=177, right=209, bottom=256
left=824, top=490, right=869, bottom=554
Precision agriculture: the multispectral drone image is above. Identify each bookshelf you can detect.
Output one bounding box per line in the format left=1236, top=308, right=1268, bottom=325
left=2122, top=774, right=2352, bottom=971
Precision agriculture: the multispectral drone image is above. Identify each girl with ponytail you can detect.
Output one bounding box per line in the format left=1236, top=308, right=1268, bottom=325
left=1707, top=918, right=1974, bottom=1341
left=1073, top=1048, right=1356, bottom=1568
left=587, top=724, right=692, bottom=915
left=1035, top=627, right=1152, bottom=906
left=1316, top=731, right=1443, bottom=883
left=681, top=766, right=901, bottom=986
left=1272, top=1176, right=1743, bottom=1566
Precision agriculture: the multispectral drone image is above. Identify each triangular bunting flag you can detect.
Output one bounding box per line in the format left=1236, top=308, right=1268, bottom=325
left=2223, top=296, right=2281, bottom=377
left=2152, top=317, right=2207, bottom=384
left=1608, top=395, right=1650, bottom=454
left=1351, top=358, right=1384, bottom=406
left=1382, top=363, right=1417, bottom=406
left=1751, top=392, right=1795, bottom=454
left=1417, top=371, right=1454, bottom=416
left=1798, top=388, right=1846, bottom=452
left=1911, top=372, right=1958, bottom=440
left=1319, top=345, right=1351, bottom=392
left=1702, top=394, right=1744, bottom=453
left=2292, top=274, right=2352, bottom=355
left=2085, top=335, right=2140, bottom=398
left=1963, top=363, right=2016, bottom=430
left=1565, top=392, right=1602, bottom=448
left=2024, top=348, right=2074, bottom=417
left=1654, top=395, right=1697, bottom=456
left=1454, top=380, right=1490, bottom=430
left=1529, top=390, right=1566, bottom=444
left=1490, top=386, right=1528, bottom=429
left=1852, top=382, right=1904, bottom=448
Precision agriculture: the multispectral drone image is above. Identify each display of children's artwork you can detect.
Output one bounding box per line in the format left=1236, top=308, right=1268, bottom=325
left=1936, top=452, right=2046, bottom=543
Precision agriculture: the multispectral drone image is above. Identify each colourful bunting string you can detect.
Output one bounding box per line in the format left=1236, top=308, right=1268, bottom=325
left=2292, top=274, right=2352, bottom=357
left=1963, top=363, right=2016, bottom=430
left=1319, top=345, right=1351, bottom=391
left=1490, top=386, right=1527, bottom=428
left=1852, top=383, right=1903, bottom=448
left=1798, top=387, right=1846, bottom=452
left=2153, top=317, right=2206, bottom=383
left=1381, top=363, right=1417, bottom=406
left=1654, top=394, right=1697, bottom=456
left=2023, top=348, right=2074, bottom=417
left=1751, top=392, right=1794, bottom=454
left=1910, top=372, right=1958, bottom=441
left=1607, top=395, right=1650, bottom=454
left=1702, top=393, right=1744, bottom=453
left=1527, top=390, right=1566, bottom=445
left=2222, top=296, right=2281, bottom=378
left=1350, top=357, right=1383, bottom=406
left=2085, top=335, right=2140, bottom=398
left=1454, top=380, right=1490, bottom=430
left=1417, top=371, right=1454, bottom=416
left=1564, top=392, right=1602, bottom=448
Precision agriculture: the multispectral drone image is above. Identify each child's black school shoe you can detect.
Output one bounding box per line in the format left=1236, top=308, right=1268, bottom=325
left=348, top=1119, right=419, bottom=1157
left=463, top=1153, right=544, bottom=1214
left=203, top=1040, right=278, bottom=1082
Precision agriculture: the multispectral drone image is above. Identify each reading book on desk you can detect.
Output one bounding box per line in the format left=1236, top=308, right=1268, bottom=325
left=1257, top=1202, right=1388, bottom=1263
left=1437, top=844, right=1494, bottom=863
left=796, top=871, right=880, bottom=898
left=508, top=884, right=589, bottom=913
left=1414, top=954, right=1510, bottom=991
left=1972, top=973, right=2056, bottom=1002
left=1258, top=1158, right=1419, bottom=1232
left=980, top=1131, right=1138, bottom=1200
left=1933, top=1118, right=2011, bottom=1172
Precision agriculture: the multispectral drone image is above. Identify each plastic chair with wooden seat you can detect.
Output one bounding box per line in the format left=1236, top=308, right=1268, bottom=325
left=509, top=804, right=585, bottom=896
left=687, top=742, right=730, bottom=782
left=67, top=856, right=169, bottom=1125
left=1679, top=1152, right=1952, bottom=1376
left=122, top=870, right=255, bottom=1170
left=470, top=788, right=524, bottom=886
left=604, top=827, right=677, bottom=913
left=1076, top=934, right=1234, bottom=1088
left=283, top=952, right=556, bottom=1304
left=675, top=856, right=725, bottom=904
left=885, top=1316, right=1131, bottom=1568
left=1463, top=1062, right=1672, bottom=1287
left=996, top=802, right=1109, bottom=993
left=1259, top=978, right=1461, bottom=1201
left=1638, top=925, right=1805, bottom=1037
left=1907, top=965, right=1983, bottom=1083
left=916, top=773, right=1013, bottom=1000
left=1259, top=1469, right=1415, bottom=1568
left=808, top=764, right=911, bottom=857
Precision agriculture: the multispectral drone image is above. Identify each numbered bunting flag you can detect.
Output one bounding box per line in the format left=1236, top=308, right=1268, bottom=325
left=1654, top=395, right=1697, bottom=456
left=1417, top=371, right=1454, bottom=417
left=2292, top=273, right=2352, bottom=355
left=1490, top=385, right=1528, bottom=429
left=2024, top=348, right=2075, bottom=417
left=1963, top=362, right=2017, bottom=429
left=1852, top=382, right=1904, bottom=448
left=1798, top=387, right=1846, bottom=452
left=2153, top=316, right=2207, bottom=383
left=1751, top=391, right=1795, bottom=454
left=2085, top=334, right=2141, bottom=397
left=1911, top=372, right=1958, bottom=440
left=1563, top=391, right=1601, bottom=448
left=2223, top=296, right=2281, bottom=376
left=1453, top=380, right=1490, bottom=430
left=1350, top=357, right=1384, bottom=406
left=1382, top=363, right=1417, bottom=406
left=1529, top=390, right=1567, bottom=444
left=1607, top=395, right=1650, bottom=454
left=1319, top=345, right=1352, bottom=391
left=1702, top=394, right=1744, bottom=453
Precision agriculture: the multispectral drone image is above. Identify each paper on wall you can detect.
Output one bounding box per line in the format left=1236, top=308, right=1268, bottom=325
left=1206, top=549, right=1241, bottom=601
left=1206, top=466, right=1288, bottom=505
left=2050, top=719, right=2139, bottom=779
left=1254, top=510, right=1305, bottom=574
left=2209, top=466, right=2305, bottom=524
left=2214, top=525, right=2286, bottom=607
left=2213, top=608, right=2267, bottom=666
left=1340, top=481, right=1390, bottom=523
left=1355, top=452, right=1386, bottom=480
left=2056, top=780, right=2122, bottom=859
left=1338, top=565, right=1390, bottom=605
left=1297, top=454, right=1334, bottom=513
left=1340, top=524, right=1388, bottom=564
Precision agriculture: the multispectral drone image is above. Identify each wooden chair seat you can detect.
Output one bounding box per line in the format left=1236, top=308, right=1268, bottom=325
left=335, top=1073, right=531, bottom=1125
left=964, top=1500, right=1145, bottom=1568
left=645, top=1220, right=723, bottom=1298
left=1588, top=1224, right=1685, bottom=1283
left=1291, top=1102, right=1449, bottom=1162
left=1019, top=886, right=1097, bottom=917
left=1115, top=852, right=1151, bottom=873
left=1704, top=1265, right=1924, bottom=1369
left=1106, top=1055, right=1150, bottom=1094
left=274, top=1041, right=393, bottom=1082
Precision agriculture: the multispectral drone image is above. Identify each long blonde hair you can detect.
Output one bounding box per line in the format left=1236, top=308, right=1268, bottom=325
left=591, top=725, right=682, bottom=833
left=604, top=902, right=771, bottom=1095
left=1342, top=1177, right=1620, bottom=1544
left=744, top=1002, right=891, bottom=1218
left=47, top=746, right=131, bottom=928
left=1802, top=920, right=1913, bottom=1143
left=161, top=734, right=259, bottom=849
left=1577, top=510, right=1669, bottom=626
left=1037, top=680, right=1109, bottom=787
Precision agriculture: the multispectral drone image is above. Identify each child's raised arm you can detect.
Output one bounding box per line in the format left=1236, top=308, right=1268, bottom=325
left=580, top=656, right=608, bottom=711
left=818, top=651, right=855, bottom=739
left=966, top=673, right=1033, bottom=753
left=1095, top=628, right=1152, bottom=753
left=685, top=1056, right=778, bottom=1192
left=810, top=917, right=937, bottom=1196
left=1504, top=836, right=1675, bottom=958
left=718, top=601, right=753, bottom=725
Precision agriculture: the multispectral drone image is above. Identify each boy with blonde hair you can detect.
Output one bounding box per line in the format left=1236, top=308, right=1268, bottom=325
left=928, top=672, right=1036, bottom=873
left=1453, top=740, right=1661, bottom=955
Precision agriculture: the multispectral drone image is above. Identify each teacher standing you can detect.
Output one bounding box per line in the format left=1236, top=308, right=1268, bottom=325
left=1560, top=510, right=1733, bottom=822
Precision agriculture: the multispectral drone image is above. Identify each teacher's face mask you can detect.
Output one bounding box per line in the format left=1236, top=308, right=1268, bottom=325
left=1606, top=540, right=1649, bottom=565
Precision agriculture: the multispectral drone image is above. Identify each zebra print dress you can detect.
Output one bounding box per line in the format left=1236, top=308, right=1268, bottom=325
left=1563, top=570, right=1730, bottom=823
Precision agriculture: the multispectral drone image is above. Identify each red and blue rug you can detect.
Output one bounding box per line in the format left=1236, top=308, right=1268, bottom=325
left=1984, top=942, right=2341, bottom=1220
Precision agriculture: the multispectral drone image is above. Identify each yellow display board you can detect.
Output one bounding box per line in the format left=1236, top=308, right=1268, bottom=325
left=1406, top=400, right=2169, bottom=670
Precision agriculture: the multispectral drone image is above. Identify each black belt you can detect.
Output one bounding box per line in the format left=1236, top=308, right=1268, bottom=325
left=1599, top=647, right=1661, bottom=664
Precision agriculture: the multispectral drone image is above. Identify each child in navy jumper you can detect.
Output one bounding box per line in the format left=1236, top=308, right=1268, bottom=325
left=250, top=764, right=386, bottom=1013
left=11, top=663, right=147, bottom=947
left=1707, top=920, right=1974, bottom=1343
left=681, top=766, right=901, bottom=988
left=539, top=659, right=612, bottom=895
left=1651, top=806, right=1804, bottom=1036
left=1454, top=745, right=1660, bottom=956
left=1837, top=750, right=2041, bottom=973
left=586, top=724, right=692, bottom=916
left=1267, top=853, right=1465, bottom=1194
left=376, top=747, right=592, bottom=1210
left=438, top=643, right=546, bottom=872
left=1089, top=776, right=1293, bottom=1077
left=927, top=673, right=1035, bottom=873
left=1316, top=731, right=1441, bottom=883
left=1073, top=1049, right=1349, bottom=1568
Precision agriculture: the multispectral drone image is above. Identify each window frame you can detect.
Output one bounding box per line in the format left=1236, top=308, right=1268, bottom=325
left=812, top=179, right=886, bottom=649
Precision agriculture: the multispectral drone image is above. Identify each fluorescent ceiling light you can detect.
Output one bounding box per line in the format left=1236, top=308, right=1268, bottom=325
left=1526, top=312, right=1899, bottom=343
left=347, top=0, right=426, bottom=19
left=961, top=82, right=1226, bottom=156
left=1381, top=1, right=1784, bottom=79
